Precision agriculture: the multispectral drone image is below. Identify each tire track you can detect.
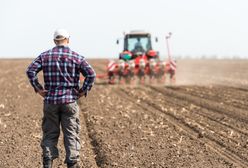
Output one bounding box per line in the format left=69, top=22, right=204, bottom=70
left=118, top=87, right=248, bottom=168
left=151, top=86, right=248, bottom=137
left=147, top=86, right=248, bottom=153
left=145, top=86, right=248, bottom=137
left=167, top=86, right=248, bottom=110
left=229, top=86, right=248, bottom=92
left=80, top=97, right=107, bottom=168
left=151, top=86, right=248, bottom=124
left=139, top=87, right=248, bottom=155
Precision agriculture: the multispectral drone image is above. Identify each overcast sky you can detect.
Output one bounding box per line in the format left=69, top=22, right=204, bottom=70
left=0, top=0, right=247, bottom=59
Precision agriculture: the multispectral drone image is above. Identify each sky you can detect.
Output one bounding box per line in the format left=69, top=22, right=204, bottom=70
left=0, top=0, right=247, bottom=59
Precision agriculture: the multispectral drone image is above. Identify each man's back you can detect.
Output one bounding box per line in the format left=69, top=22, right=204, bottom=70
left=27, top=45, right=95, bottom=104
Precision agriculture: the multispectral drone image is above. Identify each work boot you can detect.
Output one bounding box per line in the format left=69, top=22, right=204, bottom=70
left=67, top=162, right=80, bottom=168
left=43, top=158, right=53, bottom=168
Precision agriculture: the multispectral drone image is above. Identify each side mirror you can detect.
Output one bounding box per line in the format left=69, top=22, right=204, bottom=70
left=155, top=37, right=158, bottom=42
left=116, top=40, right=119, bottom=45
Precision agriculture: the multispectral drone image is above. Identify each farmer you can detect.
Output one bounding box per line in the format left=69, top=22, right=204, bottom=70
left=133, top=37, right=145, bottom=53
left=26, top=29, right=96, bottom=168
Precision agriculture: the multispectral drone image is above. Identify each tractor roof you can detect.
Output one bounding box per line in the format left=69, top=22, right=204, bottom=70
left=127, top=30, right=150, bottom=35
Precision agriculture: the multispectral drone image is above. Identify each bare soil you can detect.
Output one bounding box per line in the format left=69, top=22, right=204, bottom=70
left=0, top=59, right=248, bottom=168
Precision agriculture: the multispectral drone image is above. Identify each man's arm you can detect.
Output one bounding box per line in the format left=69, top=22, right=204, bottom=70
left=79, top=58, right=96, bottom=97
left=26, top=55, right=44, bottom=93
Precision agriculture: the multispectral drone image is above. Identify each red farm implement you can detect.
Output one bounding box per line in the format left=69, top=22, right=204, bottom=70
left=97, top=31, right=176, bottom=85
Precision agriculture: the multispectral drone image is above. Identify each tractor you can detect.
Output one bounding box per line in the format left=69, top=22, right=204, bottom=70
left=105, top=30, right=176, bottom=84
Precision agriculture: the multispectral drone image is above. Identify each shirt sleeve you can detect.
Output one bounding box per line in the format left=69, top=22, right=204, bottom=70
left=26, top=55, right=44, bottom=92
left=79, top=58, right=96, bottom=92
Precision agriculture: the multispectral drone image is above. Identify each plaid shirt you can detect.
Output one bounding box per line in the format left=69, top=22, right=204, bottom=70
left=26, top=45, right=96, bottom=104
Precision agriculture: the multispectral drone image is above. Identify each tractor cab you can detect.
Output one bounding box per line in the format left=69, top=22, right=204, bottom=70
left=125, top=31, right=152, bottom=55
left=118, top=31, right=159, bottom=61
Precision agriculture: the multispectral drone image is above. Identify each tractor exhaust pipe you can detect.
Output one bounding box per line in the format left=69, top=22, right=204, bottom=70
left=166, top=32, right=172, bottom=61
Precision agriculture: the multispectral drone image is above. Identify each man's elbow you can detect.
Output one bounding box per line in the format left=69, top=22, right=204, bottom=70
left=26, top=67, right=34, bottom=78
left=92, top=71, right=96, bottom=78
left=89, top=71, right=96, bottom=83
left=26, top=68, right=37, bottom=81
left=26, top=68, right=30, bottom=77
left=83, top=68, right=96, bottom=79
left=89, top=69, right=96, bottom=79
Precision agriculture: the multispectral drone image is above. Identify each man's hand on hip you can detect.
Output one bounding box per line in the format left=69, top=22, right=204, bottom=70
left=79, top=90, right=88, bottom=98
left=37, top=90, right=48, bottom=98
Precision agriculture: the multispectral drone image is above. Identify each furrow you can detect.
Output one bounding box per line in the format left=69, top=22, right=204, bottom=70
left=118, top=87, right=248, bottom=168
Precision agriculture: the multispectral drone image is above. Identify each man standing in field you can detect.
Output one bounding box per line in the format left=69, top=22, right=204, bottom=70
left=26, top=29, right=96, bottom=168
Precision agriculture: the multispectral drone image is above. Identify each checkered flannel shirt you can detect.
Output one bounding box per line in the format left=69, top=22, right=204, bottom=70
left=26, top=45, right=96, bottom=104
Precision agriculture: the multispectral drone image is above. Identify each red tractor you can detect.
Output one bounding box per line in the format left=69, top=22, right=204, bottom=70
left=105, top=31, right=176, bottom=84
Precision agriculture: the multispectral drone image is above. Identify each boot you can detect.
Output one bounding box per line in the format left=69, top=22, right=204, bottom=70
left=67, top=162, right=80, bottom=168
left=43, top=158, right=53, bottom=168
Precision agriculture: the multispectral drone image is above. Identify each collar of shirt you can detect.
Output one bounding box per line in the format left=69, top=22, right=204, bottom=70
left=56, top=44, right=69, bottom=48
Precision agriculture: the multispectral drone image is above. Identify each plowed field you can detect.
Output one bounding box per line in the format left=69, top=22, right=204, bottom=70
left=0, top=59, right=248, bottom=168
